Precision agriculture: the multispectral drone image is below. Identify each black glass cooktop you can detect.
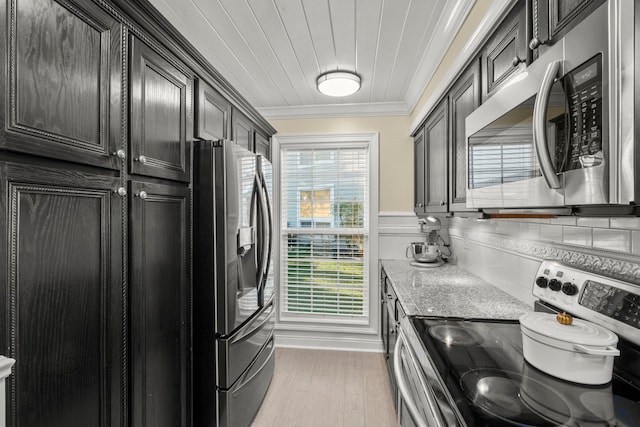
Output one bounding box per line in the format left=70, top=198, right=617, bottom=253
left=411, top=317, right=640, bottom=427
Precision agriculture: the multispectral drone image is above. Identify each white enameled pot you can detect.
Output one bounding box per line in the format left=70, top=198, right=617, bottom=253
left=519, top=313, right=620, bottom=385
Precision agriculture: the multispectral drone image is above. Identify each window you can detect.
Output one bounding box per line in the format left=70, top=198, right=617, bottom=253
left=299, top=188, right=333, bottom=228
left=278, top=137, right=375, bottom=322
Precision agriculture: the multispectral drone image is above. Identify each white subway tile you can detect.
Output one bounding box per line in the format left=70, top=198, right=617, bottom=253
left=563, top=226, right=592, bottom=247
left=592, top=228, right=631, bottom=252
left=539, top=224, right=563, bottom=242
left=552, top=217, right=577, bottom=226
left=610, top=217, right=640, bottom=230
left=576, top=217, right=610, bottom=228
left=632, top=231, right=640, bottom=255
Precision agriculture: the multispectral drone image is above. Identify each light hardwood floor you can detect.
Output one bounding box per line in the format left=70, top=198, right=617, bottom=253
left=252, top=347, right=398, bottom=427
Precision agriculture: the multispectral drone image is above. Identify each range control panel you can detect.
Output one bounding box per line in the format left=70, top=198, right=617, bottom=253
left=533, top=260, right=640, bottom=346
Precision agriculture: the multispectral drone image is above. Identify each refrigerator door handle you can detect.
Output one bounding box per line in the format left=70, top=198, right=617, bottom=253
left=255, top=175, right=268, bottom=307
left=260, top=170, right=273, bottom=291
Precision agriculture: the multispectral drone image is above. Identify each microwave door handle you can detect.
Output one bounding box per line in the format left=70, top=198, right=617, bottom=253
left=533, top=60, right=562, bottom=189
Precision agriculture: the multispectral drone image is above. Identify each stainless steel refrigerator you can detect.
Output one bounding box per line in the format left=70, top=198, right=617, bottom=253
left=193, top=140, right=275, bottom=427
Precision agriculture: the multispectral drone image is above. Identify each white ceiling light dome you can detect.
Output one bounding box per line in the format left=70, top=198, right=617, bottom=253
left=316, top=71, right=361, bottom=97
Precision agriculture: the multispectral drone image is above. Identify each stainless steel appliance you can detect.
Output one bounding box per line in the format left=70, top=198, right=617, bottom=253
left=396, top=260, right=640, bottom=426
left=465, top=0, right=636, bottom=211
left=193, top=140, right=275, bottom=427
left=406, top=217, right=450, bottom=267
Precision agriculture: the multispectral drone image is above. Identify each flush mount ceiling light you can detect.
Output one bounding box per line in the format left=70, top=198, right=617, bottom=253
left=316, top=71, right=361, bottom=97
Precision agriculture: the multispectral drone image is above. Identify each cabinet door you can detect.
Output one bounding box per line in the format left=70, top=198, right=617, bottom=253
left=531, top=0, right=605, bottom=57
left=0, top=0, right=122, bottom=170
left=130, top=37, right=192, bottom=182
left=231, top=109, right=254, bottom=152
left=481, top=0, right=527, bottom=101
left=0, top=162, right=124, bottom=427
left=448, top=58, right=481, bottom=212
left=195, top=78, right=231, bottom=141
left=424, top=99, right=448, bottom=213
left=254, top=130, right=271, bottom=160
left=130, top=180, right=191, bottom=427
left=413, top=127, right=426, bottom=214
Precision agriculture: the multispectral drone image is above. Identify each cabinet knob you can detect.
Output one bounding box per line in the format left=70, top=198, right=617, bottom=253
left=440, top=201, right=446, bottom=206
left=114, top=149, right=126, bottom=160
left=416, top=203, right=423, bottom=207
left=529, top=37, right=546, bottom=50
left=137, top=191, right=148, bottom=200
left=389, top=329, right=396, bottom=335
left=511, top=55, right=525, bottom=67
left=136, top=155, right=147, bottom=165
left=115, top=187, right=127, bottom=197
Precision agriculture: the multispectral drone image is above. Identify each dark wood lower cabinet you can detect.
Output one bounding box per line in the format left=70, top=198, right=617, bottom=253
left=0, top=162, right=124, bottom=427
left=129, top=179, right=191, bottom=427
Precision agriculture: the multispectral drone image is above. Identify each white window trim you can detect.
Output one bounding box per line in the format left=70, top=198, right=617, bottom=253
left=272, top=133, right=380, bottom=337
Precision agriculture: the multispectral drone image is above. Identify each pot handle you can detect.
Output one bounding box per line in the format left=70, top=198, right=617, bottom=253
left=405, top=246, right=412, bottom=259
left=573, top=344, right=620, bottom=356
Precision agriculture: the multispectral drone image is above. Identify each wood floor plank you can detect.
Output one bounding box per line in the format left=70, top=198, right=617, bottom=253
left=252, top=348, right=398, bottom=427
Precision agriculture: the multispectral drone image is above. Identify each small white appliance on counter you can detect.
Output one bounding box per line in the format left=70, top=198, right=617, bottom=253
left=398, top=259, right=640, bottom=426
left=465, top=0, right=637, bottom=212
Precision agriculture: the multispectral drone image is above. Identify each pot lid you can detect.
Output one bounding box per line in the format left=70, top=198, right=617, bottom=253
left=520, top=313, right=618, bottom=347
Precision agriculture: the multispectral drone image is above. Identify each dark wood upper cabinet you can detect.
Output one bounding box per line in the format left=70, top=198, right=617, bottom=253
left=255, top=130, right=271, bottom=161
left=424, top=98, right=449, bottom=213
left=481, top=0, right=527, bottom=101
left=129, top=179, right=191, bottom=427
left=195, top=78, right=231, bottom=141
left=413, top=127, right=426, bottom=214
left=531, top=0, right=605, bottom=58
left=130, top=36, right=192, bottom=182
left=231, top=108, right=254, bottom=152
left=0, top=0, right=122, bottom=170
left=448, top=58, right=481, bottom=212
left=0, top=162, right=124, bottom=427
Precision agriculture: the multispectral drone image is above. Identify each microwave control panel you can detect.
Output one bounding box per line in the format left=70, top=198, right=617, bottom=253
left=561, top=54, right=603, bottom=172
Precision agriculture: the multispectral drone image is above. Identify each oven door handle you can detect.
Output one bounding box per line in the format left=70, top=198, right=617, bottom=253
left=533, top=60, right=562, bottom=189
left=394, top=329, right=445, bottom=427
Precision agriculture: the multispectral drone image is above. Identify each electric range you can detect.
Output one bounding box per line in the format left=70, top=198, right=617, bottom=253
left=405, top=260, right=640, bottom=426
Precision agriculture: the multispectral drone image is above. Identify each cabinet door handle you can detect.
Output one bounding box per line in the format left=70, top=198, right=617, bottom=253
left=511, top=55, right=525, bottom=67
left=136, top=191, right=148, bottom=200
left=529, top=37, right=546, bottom=50
left=114, top=149, right=126, bottom=160
left=440, top=200, right=446, bottom=206
left=136, top=155, right=147, bottom=165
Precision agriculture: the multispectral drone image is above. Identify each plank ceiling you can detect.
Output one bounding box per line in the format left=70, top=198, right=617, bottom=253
left=148, top=0, right=476, bottom=118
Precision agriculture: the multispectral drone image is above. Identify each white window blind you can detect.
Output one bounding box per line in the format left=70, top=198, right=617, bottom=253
left=280, top=146, right=369, bottom=318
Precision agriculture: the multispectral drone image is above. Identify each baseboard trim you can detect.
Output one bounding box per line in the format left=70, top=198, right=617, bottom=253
left=274, top=330, right=384, bottom=353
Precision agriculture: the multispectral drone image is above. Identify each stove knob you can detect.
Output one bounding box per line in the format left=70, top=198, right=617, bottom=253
left=535, top=276, right=549, bottom=288
left=562, top=282, right=578, bottom=296
left=548, top=279, right=562, bottom=291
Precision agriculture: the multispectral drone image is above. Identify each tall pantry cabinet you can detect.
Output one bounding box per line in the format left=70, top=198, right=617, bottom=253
left=0, top=0, right=192, bottom=425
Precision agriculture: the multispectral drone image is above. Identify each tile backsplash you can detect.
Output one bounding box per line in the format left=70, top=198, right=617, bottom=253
left=448, top=215, right=640, bottom=306
left=377, top=213, right=640, bottom=306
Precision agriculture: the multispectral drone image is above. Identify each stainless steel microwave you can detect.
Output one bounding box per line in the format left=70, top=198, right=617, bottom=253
left=465, top=0, right=635, bottom=210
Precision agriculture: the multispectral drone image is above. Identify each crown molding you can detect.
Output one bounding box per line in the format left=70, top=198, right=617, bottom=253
left=258, top=101, right=410, bottom=120
left=403, top=0, right=477, bottom=113
left=409, top=0, right=517, bottom=135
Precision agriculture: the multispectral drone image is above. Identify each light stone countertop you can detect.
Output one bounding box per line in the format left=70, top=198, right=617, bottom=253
left=381, top=259, right=532, bottom=319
